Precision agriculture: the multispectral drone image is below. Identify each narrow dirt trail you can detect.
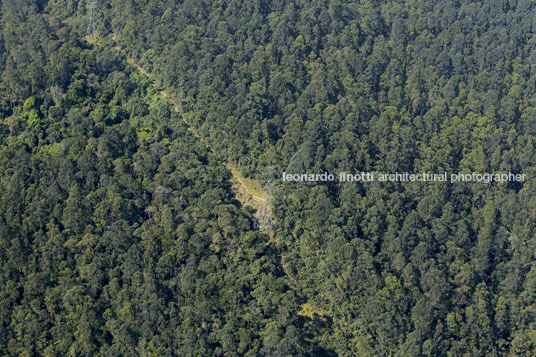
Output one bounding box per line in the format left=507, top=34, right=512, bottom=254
left=112, top=38, right=269, bottom=204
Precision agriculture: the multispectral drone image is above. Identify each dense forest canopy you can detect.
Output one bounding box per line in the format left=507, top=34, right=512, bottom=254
left=1, top=0, right=536, bottom=356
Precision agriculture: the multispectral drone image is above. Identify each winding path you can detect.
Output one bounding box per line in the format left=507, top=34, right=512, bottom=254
left=111, top=36, right=269, bottom=204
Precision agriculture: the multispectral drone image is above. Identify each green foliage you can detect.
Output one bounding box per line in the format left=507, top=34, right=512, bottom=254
left=1, top=0, right=536, bottom=356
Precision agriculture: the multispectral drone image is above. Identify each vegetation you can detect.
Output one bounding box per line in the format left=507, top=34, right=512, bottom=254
left=1, top=0, right=536, bottom=355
